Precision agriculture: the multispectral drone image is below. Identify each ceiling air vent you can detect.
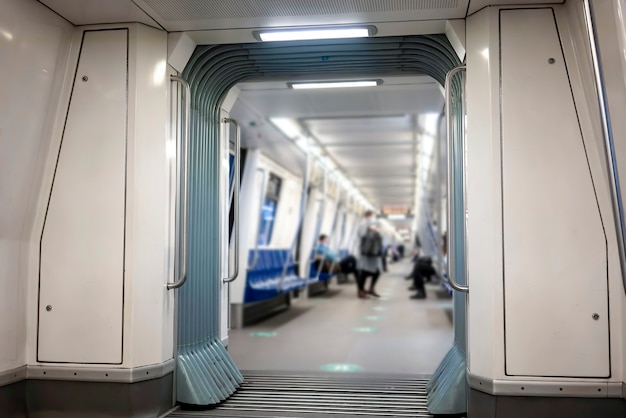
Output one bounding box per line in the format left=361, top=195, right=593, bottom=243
left=141, top=0, right=460, bottom=22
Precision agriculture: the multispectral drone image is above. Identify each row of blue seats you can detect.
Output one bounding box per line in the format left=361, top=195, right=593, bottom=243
left=245, top=248, right=351, bottom=303
left=245, top=249, right=308, bottom=303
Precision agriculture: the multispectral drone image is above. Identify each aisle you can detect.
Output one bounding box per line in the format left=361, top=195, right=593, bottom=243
left=227, top=259, right=453, bottom=375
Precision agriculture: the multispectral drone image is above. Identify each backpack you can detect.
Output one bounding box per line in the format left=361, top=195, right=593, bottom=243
left=360, top=229, right=382, bottom=257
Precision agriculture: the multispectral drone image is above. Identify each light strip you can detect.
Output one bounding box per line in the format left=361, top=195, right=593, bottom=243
left=269, top=117, right=302, bottom=139
left=291, top=80, right=379, bottom=90
left=258, top=27, right=371, bottom=42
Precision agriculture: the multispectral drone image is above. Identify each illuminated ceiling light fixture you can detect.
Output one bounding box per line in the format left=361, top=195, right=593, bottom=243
left=256, top=26, right=375, bottom=42
left=290, top=80, right=381, bottom=90
left=269, top=117, right=302, bottom=139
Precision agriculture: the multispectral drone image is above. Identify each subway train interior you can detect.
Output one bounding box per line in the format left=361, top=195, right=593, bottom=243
left=3, top=0, right=626, bottom=417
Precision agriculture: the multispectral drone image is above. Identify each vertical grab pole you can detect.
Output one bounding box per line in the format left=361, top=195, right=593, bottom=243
left=323, top=178, right=344, bottom=276
left=312, top=168, right=330, bottom=281
left=583, top=0, right=626, bottom=294
left=277, top=146, right=311, bottom=291
left=445, top=65, right=469, bottom=293
left=435, top=112, right=445, bottom=275
left=167, top=75, right=190, bottom=290
left=223, top=118, right=240, bottom=283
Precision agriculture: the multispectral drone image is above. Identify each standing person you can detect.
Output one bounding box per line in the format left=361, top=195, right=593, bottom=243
left=356, top=210, right=383, bottom=299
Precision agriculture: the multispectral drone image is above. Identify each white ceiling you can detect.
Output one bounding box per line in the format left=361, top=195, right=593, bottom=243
left=230, top=75, right=444, bottom=222
left=36, top=0, right=561, bottom=232
left=38, top=0, right=561, bottom=39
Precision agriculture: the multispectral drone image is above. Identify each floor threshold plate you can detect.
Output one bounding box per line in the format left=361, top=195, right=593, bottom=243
left=168, top=372, right=432, bottom=417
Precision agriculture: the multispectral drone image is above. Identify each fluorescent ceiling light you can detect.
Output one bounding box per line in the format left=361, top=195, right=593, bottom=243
left=257, top=27, right=372, bottom=42
left=387, top=214, right=407, bottom=220
left=270, top=117, right=302, bottom=139
left=291, top=80, right=380, bottom=90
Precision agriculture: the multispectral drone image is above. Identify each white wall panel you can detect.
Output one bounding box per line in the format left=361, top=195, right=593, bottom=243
left=466, top=5, right=504, bottom=380
left=501, top=8, right=609, bottom=377
left=0, top=0, right=72, bottom=373
left=126, top=25, right=173, bottom=365
left=38, top=30, right=128, bottom=364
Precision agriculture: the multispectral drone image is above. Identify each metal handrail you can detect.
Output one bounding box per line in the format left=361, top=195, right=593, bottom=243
left=223, top=118, right=241, bottom=283
left=583, top=0, right=626, bottom=294
left=248, top=168, right=267, bottom=270
left=444, top=65, right=469, bottom=293
left=277, top=148, right=311, bottom=292
left=344, top=193, right=360, bottom=255
left=312, top=169, right=330, bottom=282
left=435, top=111, right=445, bottom=275
left=167, top=75, right=190, bottom=290
left=322, top=183, right=344, bottom=276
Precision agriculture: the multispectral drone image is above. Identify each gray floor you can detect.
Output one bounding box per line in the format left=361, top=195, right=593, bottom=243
left=228, top=259, right=453, bottom=375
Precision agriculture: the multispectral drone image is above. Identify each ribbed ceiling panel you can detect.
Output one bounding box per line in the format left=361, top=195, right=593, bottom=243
left=143, top=0, right=460, bottom=21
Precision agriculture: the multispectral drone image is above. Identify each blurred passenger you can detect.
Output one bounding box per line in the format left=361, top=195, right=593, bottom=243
left=396, top=243, right=405, bottom=258
left=409, top=256, right=438, bottom=299
left=314, top=234, right=358, bottom=280
left=413, top=234, right=422, bottom=259
left=356, top=210, right=383, bottom=299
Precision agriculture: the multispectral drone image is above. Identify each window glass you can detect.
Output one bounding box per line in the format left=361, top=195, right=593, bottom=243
left=257, top=173, right=281, bottom=246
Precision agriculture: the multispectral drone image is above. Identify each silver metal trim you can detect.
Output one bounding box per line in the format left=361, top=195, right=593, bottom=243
left=468, top=371, right=624, bottom=398
left=26, top=359, right=175, bottom=384
left=0, top=365, right=27, bottom=387
left=583, top=0, right=626, bottom=295
left=223, top=117, right=241, bottom=283
left=444, top=64, right=469, bottom=293
left=248, top=168, right=267, bottom=270
left=168, top=75, right=190, bottom=290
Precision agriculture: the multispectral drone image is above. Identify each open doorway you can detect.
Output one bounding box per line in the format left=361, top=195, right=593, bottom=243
left=225, top=75, right=453, bottom=376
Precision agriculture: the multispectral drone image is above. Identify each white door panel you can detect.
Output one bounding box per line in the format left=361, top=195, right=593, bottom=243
left=501, top=9, right=609, bottom=377
left=38, top=30, right=128, bottom=364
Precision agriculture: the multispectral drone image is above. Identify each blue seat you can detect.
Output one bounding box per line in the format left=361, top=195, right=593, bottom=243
left=244, top=249, right=307, bottom=303
left=309, top=257, right=334, bottom=284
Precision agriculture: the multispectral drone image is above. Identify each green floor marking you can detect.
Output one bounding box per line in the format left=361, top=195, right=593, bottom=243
left=364, top=315, right=382, bottom=321
left=373, top=306, right=386, bottom=311
left=320, top=363, right=363, bottom=372
left=353, top=326, right=377, bottom=333
left=250, top=331, right=277, bottom=338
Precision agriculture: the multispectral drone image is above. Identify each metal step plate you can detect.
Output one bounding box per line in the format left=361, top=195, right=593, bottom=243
left=168, top=371, right=432, bottom=417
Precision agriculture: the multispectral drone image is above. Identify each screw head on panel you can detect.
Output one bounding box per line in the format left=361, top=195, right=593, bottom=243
left=548, top=58, right=555, bottom=64
left=82, top=76, right=88, bottom=82
left=592, top=313, right=600, bottom=320
left=46, top=305, right=52, bottom=312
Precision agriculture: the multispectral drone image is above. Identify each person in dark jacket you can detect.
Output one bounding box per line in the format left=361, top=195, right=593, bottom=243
left=409, top=256, right=437, bottom=299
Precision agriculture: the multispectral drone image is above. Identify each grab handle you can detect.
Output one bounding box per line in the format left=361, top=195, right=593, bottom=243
left=583, top=0, right=626, bottom=295
left=444, top=65, right=469, bottom=293
left=223, top=118, right=241, bottom=283
left=167, top=75, right=190, bottom=290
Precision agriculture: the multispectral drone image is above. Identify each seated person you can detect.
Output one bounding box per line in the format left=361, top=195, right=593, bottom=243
left=409, top=256, right=438, bottom=299
left=314, top=234, right=358, bottom=280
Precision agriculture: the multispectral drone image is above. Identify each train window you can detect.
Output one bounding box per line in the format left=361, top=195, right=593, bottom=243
left=257, top=173, right=281, bottom=246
